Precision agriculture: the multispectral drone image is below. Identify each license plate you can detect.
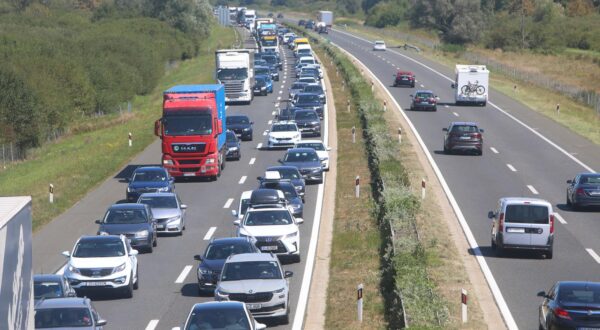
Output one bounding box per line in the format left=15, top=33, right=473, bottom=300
left=401, top=78, right=408, bottom=80
left=157, top=225, right=165, bottom=229
left=84, top=282, right=107, bottom=287
left=184, top=173, right=196, bottom=177
left=460, top=136, right=471, bottom=140
left=507, top=228, right=525, bottom=233
left=261, top=246, right=278, bottom=251
left=247, top=304, right=262, bottom=310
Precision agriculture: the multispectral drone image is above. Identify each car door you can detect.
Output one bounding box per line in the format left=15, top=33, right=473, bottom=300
left=568, top=175, right=579, bottom=202
left=539, top=284, right=556, bottom=328
left=127, top=240, right=137, bottom=278
left=502, top=204, right=533, bottom=246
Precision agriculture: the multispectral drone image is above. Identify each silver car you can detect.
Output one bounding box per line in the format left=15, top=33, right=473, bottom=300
left=137, top=193, right=187, bottom=235
left=215, top=253, right=293, bottom=324
left=34, top=297, right=107, bottom=329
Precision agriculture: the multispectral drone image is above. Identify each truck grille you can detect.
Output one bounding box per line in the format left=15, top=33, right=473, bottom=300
left=80, top=268, right=113, bottom=277
left=229, top=292, right=273, bottom=303
left=223, top=81, right=244, bottom=95
left=178, top=159, right=200, bottom=165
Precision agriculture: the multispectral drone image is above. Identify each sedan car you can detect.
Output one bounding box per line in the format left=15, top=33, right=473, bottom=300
left=137, top=192, right=187, bottom=235
left=373, top=40, right=386, bottom=51
left=34, top=274, right=76, bottom=302
left=298, top=76, right=318, bottom=85
left=183, top=301, right=266, bottom=330
left=303, top=83, right=326, bottom=103
left=277, top=106, right=300, bottom=122
left=393, top=71, right=415, bottom=88
left=292, top=93, right=324, bottom=118
left=253, top=75, right=273, bottom=96
left=443, top=122, right=484, bottom=155
left=288, top=82, right=308, bottom=101
left=225, top=130, right=242, bottom=161
left=267, top=122, right=301, bottom=149
left=226, top=115, right=253, bottom=141
left=538, top=281, right=600, bottom=330
left=126, top=166, right=174, bottom=202
left=410, top=90, right=438, bottom=111
left=279, top=148, right=323, bottom=183
left=293, top=109, right=321, bottom=137
left=566, top=172, right=600, bottom=210
left=295, top=140, right=331, bottom=170
left=96, top=203, right=157, bottom=252
left=34, top=297, right=107, bottom=329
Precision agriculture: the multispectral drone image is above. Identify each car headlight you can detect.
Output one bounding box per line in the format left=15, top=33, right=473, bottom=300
left=113, top=263, right=126, bottom=274
left=229, top=146, right=239, bottom=151
left=135, top=230, right=149, bottom=238
left=285, top=232, right=298, bottom=238
left=198, top=267, right=213, bottom=275
left=68, top=265, right=80, bottom=275
left=163, top=159, right=173, bottom=165
left=261, top=86, right=266, bottom=90
left=157, top=186, right=169, bottom=192
left=294, top=186, right=302, bottom=192
left=243, top=127, right=251, bottom=131
left=273, top=287, right=286, bottom=294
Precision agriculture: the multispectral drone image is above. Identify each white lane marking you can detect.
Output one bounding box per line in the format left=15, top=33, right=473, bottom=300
left=223, top=198, right=234, bottom=209
left=420, top=84, right=425, bottom=88
left=272, top=110, right=277, bottom=115
left=490, top=147, right=499, bottom=154
left=330, top=42, right=519, bottom=330
left=277, top=96, right=281, bottom=100
left=453, top=112, right=459, bottom=117
left=263, top=130, right=268, bottom=136
left=239, top=176, right=247, bottom=184
left=554, top=213, right=567, bottom=224
left=283, top=80, right=286, bottom=84
left=257, top=143, right=263, bottom=149
left=527, top=185, right=539, bottom=195
left=506, top=164, right=517, bottom=172
left=275, top=103, right=280, bottom=108
left=249, top=157, right=256, bottom=165
left=279, top=90, right=283, bottom=94
left=175, top=265, right=193, bottom=284
left=203, top=227, right=217, bottom=240
left=268, top=120, right=273, bottom=125
left=145, top=320, right=159, bottom=330
left=172, top=328, right=181, bottom=330
left=586, top=248, right=600, bottom=264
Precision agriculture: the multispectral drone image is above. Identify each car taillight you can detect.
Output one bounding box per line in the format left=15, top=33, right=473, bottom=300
left=554, top=307, right=571, bottom=320
left=576, top=187, right=586, bottom=196
left=549, top=214, right=555, bottom=234
left=498, top=213, right=504, bottom=232
left=472, top=133, right=482, bottom=139
left=429, top=98, right=436, bottom=103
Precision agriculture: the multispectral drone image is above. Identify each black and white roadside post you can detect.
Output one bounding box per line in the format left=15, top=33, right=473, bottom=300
left=383, top=100, right=387, bottom=112
left=556, top=103, right=560, bottom=115
left=371, top=80, right=374, bottom=92
left=355, top=176, right=360, bottom=198
left=347, top=100, right=351, bottom=113
left=357, top=283, right=364, bottom=322
left=398, top=128, right=402, bottom=144
left=421, top=178, right=426, bottom=200
left=342, top=81, right=345, bottom=91
left=352, top=126, right=356, bottom=143
left=128, top=132, right=132, bottom=147
left=49, top=184, right=54, bottom=204
left=461, top=289, right=468, bottom=323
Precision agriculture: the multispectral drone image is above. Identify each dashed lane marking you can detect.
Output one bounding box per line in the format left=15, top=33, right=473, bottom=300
left=506, top=164, right=517, bottom=172
left=527, top=185, right=539, bottom=195
left=223, top=198, right=234, bottom=209
left=239, top=176, right=247, bottom=184
left=203, top=227, right=217, bottom=240
left=145, top=320, right=159, bottom=330
left=490, top=147, right=499, bottom=154
left=249, top=157, right=256, bottom=165
left=175, top=265, right=192, bottom=284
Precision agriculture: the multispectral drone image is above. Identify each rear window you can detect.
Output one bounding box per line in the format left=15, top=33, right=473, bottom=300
left=558, top=284, right=600, bottom=304
left=450, top=125, right=478, bottom=133
left=504, top=205, right=549, bottom=224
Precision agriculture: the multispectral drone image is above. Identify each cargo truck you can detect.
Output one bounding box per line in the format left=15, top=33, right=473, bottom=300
left=244, top=9, right=256, bottom=31
left=318, top=11, right=333, bottom=27
left=0, top=196, right=34, bottom=330
left=155, top=85, right=227, bottom=181
left=260, top=35, right=279, bottom=53
left=451, top=64, right=489, bottom=106
left=254, top=18, right=274, bottom=37
left=216, top=49, right=253, bottom=104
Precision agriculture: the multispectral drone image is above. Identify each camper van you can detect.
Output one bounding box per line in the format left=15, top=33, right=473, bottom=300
left=452, top=64, right=489, bottom=106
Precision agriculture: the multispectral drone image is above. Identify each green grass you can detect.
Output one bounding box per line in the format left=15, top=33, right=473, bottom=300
left=0, top=25, right=236, bottom=231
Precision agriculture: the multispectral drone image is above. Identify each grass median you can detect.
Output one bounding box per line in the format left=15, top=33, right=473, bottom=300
left=0, top=25, right=235, bottom=231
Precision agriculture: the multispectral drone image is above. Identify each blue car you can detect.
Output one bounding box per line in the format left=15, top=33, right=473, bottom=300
left=126, top=166, right=174, bottom=202
left=253, top=74, right=273, bottom=96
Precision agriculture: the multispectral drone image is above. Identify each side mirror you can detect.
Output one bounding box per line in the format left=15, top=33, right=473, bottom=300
left=566, top=179, right=572, bottom=184
left=232, top=210, right=238, bottom=218
left=295, top=218, right=304, bottom=224
left=130, top=249, right=139, bottom=256
left=61, top=251, right=70, bottom=258
left=154, top=119, right=162, bottom=137
left=451, top=83, right=456, bottom=89
left=194, top=254, right=203, bottom=261
left=278, top=159, right=283, bottom=164
left=180, top=204, right=188, bottom=210
left=479, top=129, right=485, bottom=133
left=442, top=128, right=448, bottom=132
left=284, top=271, right=294, bottom=278
left=95, top=219, right=102, bottom=224
left=233, top=220, right=241, bottom=226
left=487, top=211, right=495, bottom=219
left=96, top=320, right=108, bottom=326
left=537, top=291, right=547, bottom=298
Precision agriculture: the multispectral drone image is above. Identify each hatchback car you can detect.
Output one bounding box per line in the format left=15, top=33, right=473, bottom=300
left=298, top=76, right=318, bottom=85
left=226, top=115, right=254, bottom=141
left=443, top=122, right=484, bottom=155
left=183, top=301, right=266, bottom=330
left=226, top=130, right=242, bottom=161
left=303, top=83, right=326, bottom=103
left=126, top=166, right=174, bottom=202
left=34, top=274, right=77, bottom=302
left=410, top=90, right=438, bottom=111
left=96, top=203, right=157, bottom=252
left=293, top=109, right=321, bottom=137
left=393, top=71, right=415, bottom=88
left=279, top=148, right=323, bottom=183
left=566, top=173, right=600, bottom=210
left=253, top=75, right=273, bottom=96
left=137, top=192, right=187, bottom=235
left=538, top=281, right=600, bottom=330
left=267, top=122, right=301, bottom=149
left=34, top=297, right=107, bottom=329
left=373, top=40, right=387, bottom=51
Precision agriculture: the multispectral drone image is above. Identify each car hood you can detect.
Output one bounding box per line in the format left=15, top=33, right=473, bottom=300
left=295, top=102, right=322, bottom=108
left=129, top=181, right=169, bottom=189
left=294, top=118, right=320, bottom=125
left=151, top=208, right=181, bottom=219
left=226, top=141, right=239, bottom=148
left=200, top=258, right=226, bottom=272
left=99, top=223, right=150, bottom=234
left=240, top=225, right=298, bottom=237
left=219, top=279, right=286, bottom=294
left=227, top=123, right=251, bottom=130
left=70, top=256, right=127, bottom=269
left=282, top=161, right=321, bottom=170
left=269, top=131, right=298, bottom=139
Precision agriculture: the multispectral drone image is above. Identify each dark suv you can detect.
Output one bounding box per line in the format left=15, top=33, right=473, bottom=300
left=410, top=90, right=438, bottom=111
left=96, top=203, right=158, bottom=252
left=293, top=109, right=321, bottom=137
left=393, top=71, right=415, bottom=87
left=226, top=115, right=253, bottom=141
left=443, top=122, right=484, bottom=155
left=292, top=93, right=324, bottom=118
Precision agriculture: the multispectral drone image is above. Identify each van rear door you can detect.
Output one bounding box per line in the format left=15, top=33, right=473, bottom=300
left=503, top=204, right=550, bottom=247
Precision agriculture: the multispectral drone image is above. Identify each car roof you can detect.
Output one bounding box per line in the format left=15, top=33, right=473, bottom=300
left=296, top=139, right=324, bottom=144
left=556, top=281, right=600, bottom=289
left=190, top=301, right=246, bottom=312
left=227, top=252, right=278, bottom=263
left=294, top=109, right=318, bottom=114
left=267, top=165, right=301, bottom=172
left=78, top=235, right=123, bottom=243
left=255, top=65, right=269, bottom=70
left=414, top=89, right=434, bottom=94
left=134, top=166, right=165, bottom=172
left=139, top=192, right=177, bottom=198
left=227, top=114, right=249, bottom=119
left=109, top=203, right=147, bottom=210
left=210, top=237, right=253, bottom=245
left=499, top=197, right=552, bottom=206
left=450, top=121, right=479, bottom=126
left=34, top=274, right=64, bottom=282
left=273, top=121, right=295, bottom=125
left=240, top=190, right=253, bottom=199
left=35, top=297, right=90, bottom=309
left=287, top=147, right=317, bottom=153
left=291, top=82, right=308, bottom=87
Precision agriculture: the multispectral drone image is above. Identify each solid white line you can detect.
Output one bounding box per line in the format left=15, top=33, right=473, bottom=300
left=490, top=147, right=499, bottom=154
left=586, top=248, right=600, bottom=264
left=145, top=320, right=159, bottom=330
left=175, top=265, right=192, bottom=284
left=257, top=143, right=263, bottom=149
left=249, top=157, right=256, bottom=165
left=172, top=328, right=181, bottom=330
left=239, top=176, right=247, bottom=184
left=554, top=213, right=567, bottom=225
left=527, top=185, right=539, bottom=195
left=331, top=42, right=519, bottom=330
left=506, top=164, right=517, bottom=172
left=203, top=227, right=217, bottom=240
left=223, top=198, right=234, bottom=209
left=453, top=112, right=459, bottom=117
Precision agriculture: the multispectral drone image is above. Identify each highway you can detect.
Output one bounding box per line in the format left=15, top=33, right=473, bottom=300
left=323, top=27, right=600, bottom=329
left=32, top=28, right=329, bottom=330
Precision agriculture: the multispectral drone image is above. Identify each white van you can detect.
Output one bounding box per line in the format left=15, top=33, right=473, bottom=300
left=489, top=197, right=555, bottom=258
left=294, top=44, right=312, bottom=58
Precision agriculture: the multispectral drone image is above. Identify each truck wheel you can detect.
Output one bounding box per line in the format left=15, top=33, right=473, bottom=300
left=546, top=248, right=553, bottom=259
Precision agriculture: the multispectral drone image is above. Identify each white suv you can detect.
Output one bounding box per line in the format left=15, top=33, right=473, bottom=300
left=215, top=253, right=294, bottom=323
left=62, top=235, right=139, bottom=298
left=234, top=205, right=303, bottom=262
left=267, top=121, right=301, bottom=149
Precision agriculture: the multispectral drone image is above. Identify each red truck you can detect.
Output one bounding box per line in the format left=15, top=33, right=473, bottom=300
left=154, top=85, right=227, bottom=180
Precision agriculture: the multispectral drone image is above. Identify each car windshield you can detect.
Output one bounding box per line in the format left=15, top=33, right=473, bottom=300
left=217, top=68, right=248, bottom=80
left=297, top=95, right=320, bottom=103
left=272, top=124, right=297, bottom=132
left=415, top=92, right=433, bottom=99
left=35, top=307, right=93, bottom=328
left=284, top=151, right=319, bottom=162
left=185, top=307, right=250, bottom=330
left=580, top=175, right=600, bottom=184
left=221, top=261, right=282, bottom=281
left=291, top=83, right=306, bottom=90
left=163, top=113, right=213, bottom=136
left=34, top=281, right=63, bottom=300
left=205, top=243, right=255, bottom=260
left=104, top=209, right=148, bottom=224
left=450, top=125, right=479, bottom=133
left=297, top=142, right=324, bottom=151
left=558, top=284, right=600, bottom=304
left=226, top=116, right=250, bottom=125
left=274, top=168, right=301, bottom=179
left=73, top=240, right=125, bottom=257
left=226, top=132, right=237, bottom=142
left=254, top=60, right=267, bottom=66
left=299, top=78, right=316, bottom=84
left=274, top=184, right=298, bottom=199
left=294, top=111, right=318, bottom=120
left=505, top=205, right=549, bottom=224
left=255, top=67, right=269, bottom=75
left=138, top=196, right=178, bottom=209
left=304, top=85, right=322, bottom=93
left=244, top=210, right=293, bottom=226
left=262, top=56, right=277, bottom=64
left=132, top=170, right=167, bottom=182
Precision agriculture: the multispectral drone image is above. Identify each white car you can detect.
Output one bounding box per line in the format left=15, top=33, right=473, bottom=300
left=294, top=140, right=331, bottom=170
left=373, top=40, right=386, bottom=51
left=267, top=121, right=301, bottom=149
left=62, top=235, right=139, bottom=298
left=236, top=190, right=253, bottom=220
left=234, top=205, right=303, bottom=262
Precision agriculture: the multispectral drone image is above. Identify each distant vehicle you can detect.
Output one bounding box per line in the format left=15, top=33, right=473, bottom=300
left=303, top=83, right=326, bottom=103
left=193, top=237, right=259, bottom=294
left=293, top=109, right=321, bottom=137
left=298, top=19, right=306, bottom=26
left=295, top=140, right=331, bottom=170
left=305, top=20, right=315, bottom=29
left=253, top=75, right=273, bottom=95
left=289, top=81, right=308, bottom=100
left=489, top=197, right=555, bottom=258
left=259, top=181, right=304, bottom=217
left=298, top=66, right=321, bottom=80
left=409, top=90, right=438, bottom=111
left=225, top=130, right=242, bottom=161
left=373, top=40, right=387, bottom=51
left=267, top=122, right=301, bottom=149
left=226, top=115, right=254, bottom=141
left=254, top=59, right=268, bottom=67
left=277, top=105, right=300, bottom=122
left=126, top=166, right=174, bottom=202
left=264, top=167, right=306, bottom=199
left=277, top=13, right=284, bottom=19
left=537, top=281, right=600, bottom=330
left=279, top=148, right=323, bottom=184
left=62, top=235, right=139, bottom=297
left=216, top=50, right=253, bottom=104
left=96, top=203, right=158, bottom=252
left=318, top=10, right=333, bottom=27
left=566, top=173, right=600, bottom=210
left=261, top=54, right=282, bottom=71
left=34, top=297, right=107, bottom=329
left=443, top=122, right=484, bottom=155
left=183, top=301, right=266, bottom=330
left=292, top=93, right=324, bottom=118
left=298, top=76, right=318, bottom=85
left=137, top=192, right=187, bottom=235
left=34, top=274, right=76, bottom=302
left=393, top=71, right=415, bottom=88
left=452, top=64, right=489, bottom=106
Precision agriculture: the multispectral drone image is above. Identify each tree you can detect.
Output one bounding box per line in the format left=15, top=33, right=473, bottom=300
left=567, top=0, right=595, bottom=16
left=409, top=0, right=483, bottom=44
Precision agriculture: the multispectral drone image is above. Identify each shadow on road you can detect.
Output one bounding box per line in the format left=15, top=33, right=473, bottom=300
left=469, top=246, right=550, bottom=259
left=114, top=164, right=162, bottom=181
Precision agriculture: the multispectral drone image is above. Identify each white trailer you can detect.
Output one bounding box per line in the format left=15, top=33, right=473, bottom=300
left=216, top=49, right=254, bottom=104
left=244, top=9, right=256, bottom=31
left=0, top=196, right=34, bottom=330
left=452, top=64, right=489, bottom=106
left=318, top=11, right=333, bottom=27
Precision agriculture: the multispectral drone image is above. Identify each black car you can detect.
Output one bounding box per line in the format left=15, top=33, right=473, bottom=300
left=265, top=166, right=306, bottom=199
left=279, top=148, right=323, bottom=184
left=34, top=274, right=76, bottom=302
left=289, top=82, right=308, bottom=100
left=298, top=20, right=306, bottom=26
left=96, top=203, right=158, bottom=252
left=566, top=173, right=600, bottom=210
left=226, top=115, right=253, bottom=141
left=262, top=54, right=282, bottom=71
left=538, top=281, right=600, bottom=330
left=225, top=130, right=241, bottom=161
left=254, top=59, right=268, bottom=67
left=305, top=20, right=315, bottom=29
left=303, top=83, right=326, bottom=103
left=259, top=181, right=304, bottom=217
left=277, top=13, right=284, bottom=19
left=293, top=109, right=321, bottom=137
left=443, top=122, right=484, bottom=155
left=292, top=93, right=324, bottom=118
left=277, top=106, right=300, bottom=121
left=126, top=166, right=174, bottom=202
left=410, top=90, right=438, bottom=111
left=253, top=75, right=271, bottom=96
left=194, top=237, right=259, bottom=295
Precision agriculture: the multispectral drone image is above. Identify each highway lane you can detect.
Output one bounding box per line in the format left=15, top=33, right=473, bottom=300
left=324, top=27, right=600, bottom=329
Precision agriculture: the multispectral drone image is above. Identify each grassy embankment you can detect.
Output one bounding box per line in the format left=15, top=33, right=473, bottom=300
left=0, top=25, right=236, bottom=231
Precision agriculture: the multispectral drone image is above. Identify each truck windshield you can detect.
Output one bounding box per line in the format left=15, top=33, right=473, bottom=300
left=262, top=39, right=277, bottom=47
left=164, top=113, right=212, bottom=136
left=217, top=68, right=248, bottom=80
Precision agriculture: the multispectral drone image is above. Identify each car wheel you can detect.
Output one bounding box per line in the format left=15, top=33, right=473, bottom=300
left=546, top=247, right=553, bottom=259
left=566, top=193, right=571, bottom=206
left=153, top=236, right=157, bottom=247
left=123, top=277, right=134, bottom=298
left=133, top=268, right=139, bottom=290
left=491, top=237, right=496, bottom=250
left=443, top=145, right=449, bottom=154
left=432, top=106, right=437, bottom=112
left=146, top=243, right=153, bottom=253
